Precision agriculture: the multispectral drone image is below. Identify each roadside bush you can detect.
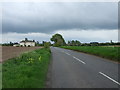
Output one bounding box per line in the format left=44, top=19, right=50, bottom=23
left=44, top=42, right=50, bottom=48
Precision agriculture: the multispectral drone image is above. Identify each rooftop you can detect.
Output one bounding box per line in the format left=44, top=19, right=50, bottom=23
left=20, top=38, right=35, bottom=43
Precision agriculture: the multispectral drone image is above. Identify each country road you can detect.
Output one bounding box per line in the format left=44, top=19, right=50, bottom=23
left=50, top=47, right=119, bottom=88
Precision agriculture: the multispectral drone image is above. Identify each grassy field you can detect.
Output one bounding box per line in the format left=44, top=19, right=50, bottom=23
left=61, top=46, right=119, bottom=62
left=0, top=63, right=2, bottom=89
left=2, top=48, right=51, bottom=88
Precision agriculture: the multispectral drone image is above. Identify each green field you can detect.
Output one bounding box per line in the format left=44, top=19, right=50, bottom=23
left=0, top=63, right=2, bottom=89
left=61, top=46, right=119, bottom=62
left=2, top=48, right=51, bottom=88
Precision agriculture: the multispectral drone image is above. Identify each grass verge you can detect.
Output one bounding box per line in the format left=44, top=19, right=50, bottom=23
left=61, top=46, right=119, bottom=62
left=2, top=48, right=51, bottom=88
left=0, top=63, right=2, bottom=89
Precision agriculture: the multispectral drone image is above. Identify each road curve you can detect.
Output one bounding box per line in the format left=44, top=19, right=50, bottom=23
left=50, top=47, right=119, bottom=88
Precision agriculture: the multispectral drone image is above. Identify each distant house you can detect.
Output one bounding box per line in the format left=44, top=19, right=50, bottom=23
left=13, top=43, right=19, bottom=47
left=19, top=38, right=35, bottom=47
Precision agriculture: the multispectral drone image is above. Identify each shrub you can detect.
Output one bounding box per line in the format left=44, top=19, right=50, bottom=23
left=44, top=42, right=50, bottom=48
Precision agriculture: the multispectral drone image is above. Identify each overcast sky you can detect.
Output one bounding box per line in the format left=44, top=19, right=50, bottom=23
left=1, top=2, right=118, bottom=43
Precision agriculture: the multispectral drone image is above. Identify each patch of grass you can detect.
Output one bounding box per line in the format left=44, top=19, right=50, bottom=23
left=61, top=46, right=119, bottom=62
left=0, top=63, right=2, bottom=89
left=2, top=48, right=51, bottom=88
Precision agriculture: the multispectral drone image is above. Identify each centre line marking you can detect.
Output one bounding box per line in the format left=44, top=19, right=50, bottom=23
left=73, top=56, right=86, bottom=64
left=65, top=52, right=71, bottom=55
left=99, top=72, right=120, bottom=85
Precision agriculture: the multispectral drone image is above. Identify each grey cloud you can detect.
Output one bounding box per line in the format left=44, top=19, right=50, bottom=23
left=2, top=2, right=118, bottom=33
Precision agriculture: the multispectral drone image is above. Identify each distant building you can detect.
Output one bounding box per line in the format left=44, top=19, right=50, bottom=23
left=13, top=43, right=19, bottom=47
left=19, top=38, right=35, bottom=47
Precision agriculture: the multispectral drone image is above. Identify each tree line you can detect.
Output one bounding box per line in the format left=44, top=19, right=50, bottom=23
left=1, top=34, right=120, bottom=47
left=50, top=34, right=120, bottom=46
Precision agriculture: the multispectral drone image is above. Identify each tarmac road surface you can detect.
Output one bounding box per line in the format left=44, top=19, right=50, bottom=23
left=50, top=47, right=119, bottom=88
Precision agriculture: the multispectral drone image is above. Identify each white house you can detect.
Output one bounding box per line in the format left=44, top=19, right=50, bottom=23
left=19, top=38, right=35, bottom=47
left=13, top=44, right=19, bottom=47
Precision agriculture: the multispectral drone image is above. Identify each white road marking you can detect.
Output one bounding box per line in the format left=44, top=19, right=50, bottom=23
left=73, top=56, right=86, bottom=64
left=61, top=50, right=85, bottom=64
left=65, top=52, right=71, bottom=56
left=61, top=51, right=70, bottom=55
left=99, top=72, right=120, bottom=85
